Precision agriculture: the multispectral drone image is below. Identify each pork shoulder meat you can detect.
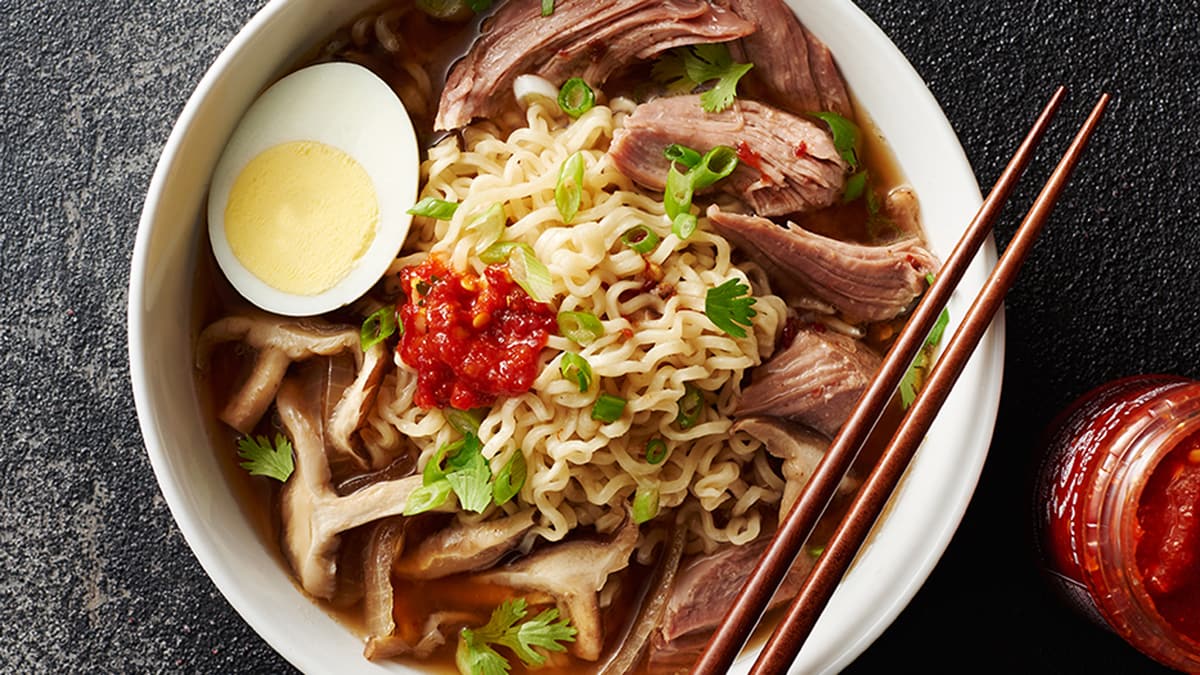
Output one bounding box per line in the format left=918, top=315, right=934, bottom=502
left=609, top=95, right=848, bottom=217
left=716, top=0, right=853, bottom=117
left=707, top=206, right=937, bottom=322
left=434, top=0, right=754, bottom=130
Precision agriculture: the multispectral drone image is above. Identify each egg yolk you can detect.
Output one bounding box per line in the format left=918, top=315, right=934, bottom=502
left=224, top=140, right=378, bottom=296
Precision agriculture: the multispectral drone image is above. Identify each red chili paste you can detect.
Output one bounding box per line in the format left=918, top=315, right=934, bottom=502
left=1136, top=432, right=1200, bottom=642
left=397, top=256, right=557, bottom=410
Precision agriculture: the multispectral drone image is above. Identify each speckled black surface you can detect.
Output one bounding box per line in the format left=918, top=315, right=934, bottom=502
left=2, top=0, right=1197, bottom=672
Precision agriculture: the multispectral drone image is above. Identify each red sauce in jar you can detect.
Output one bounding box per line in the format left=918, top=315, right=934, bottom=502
left=1036, top=375, right=1200, bottom=670
left=397, top=255, right=557, bottom=410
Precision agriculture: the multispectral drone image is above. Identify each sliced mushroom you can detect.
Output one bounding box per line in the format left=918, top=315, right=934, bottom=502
left=365, top=611, right=480, bottom=661
left=276, top=377, right=452, bottom=600
left=733, top=416, right=859, bottom=519
left=393, top=510, right=537, bottom=580
left=474, top=516, right=639, bottom=661
left=197, top=314, right=389, bottom=469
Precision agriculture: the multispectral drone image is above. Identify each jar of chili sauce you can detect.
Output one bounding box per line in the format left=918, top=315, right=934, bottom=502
left=1036, top=374, right=1200, bottom=670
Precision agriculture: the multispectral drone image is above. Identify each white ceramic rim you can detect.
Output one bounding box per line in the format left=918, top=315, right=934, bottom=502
left=128, top=0, right=1004, bottom=673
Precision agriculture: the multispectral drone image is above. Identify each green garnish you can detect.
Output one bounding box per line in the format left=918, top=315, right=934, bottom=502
left=689, top=145, right=739, bottom=191
left=591, top=393, right=627, bottom=423
left=672, top=213, right=698, bottom=240
left=808, top=545, right=825, bottom=558
left=445, top=408, right=484, bottom=436
left=652, top=43, right=754, bottom=113
left=810, top=111, right=861, bottom=171
left=898, top=278, right=951, bottom=409
left=541, top=0, right=554, bottom=16
left=480, top=241, right=534, bottom=265
left=456, top=598, right=576, bottom=675
left=664, top=164, right=693, bottom=221
left=664, top=143, right=702, bottom=170
left=508, top=245, right=554, bottom=303
left=620, top=225, right=660, bottom=255
left=674, top=384, right=705, bottom=430
left=406, top=432, right=496, bottom=515
left=644, top=438, right=668, bottom=465
left=407, top=197, right=460, bottom=220
left=632, top=485, right=660, bottom=524
left=843, top=170, right=868, bottom=204
left=559, top=352, right=593, bottom=392
left=556, top=78, right=594, bottom=118
left=492, top=451, right=527, bottom=505
left=360, top=306, right=398, bottom=351
left=557, top=311, right=604, bottom=345
left=465, top=0, right=492, bottom=12
left=236, top=433, right=294, bottom=482
left=705, top=278, right=757, bottom=338
left=556, top=151, right=585, bottom=223
left=467, top=203, right=507, bottom=253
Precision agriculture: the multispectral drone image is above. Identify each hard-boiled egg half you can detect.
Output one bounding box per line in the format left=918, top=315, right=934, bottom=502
left=208, top=62, right=418, bottom=316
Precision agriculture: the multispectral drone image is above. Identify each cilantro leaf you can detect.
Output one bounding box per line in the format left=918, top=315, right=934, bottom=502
left=810, top=111, right=861, bottom=171
left=705, top=278, right=758, bottom=338
left=406, top=431, right=496, bottom=515
left=236, top=434, right=294, bottom=482
left=652, top=43, right=754, bottom=113
left=457, top=599, right=577, bottom=675
left=445, top=446, right=493, bottom=513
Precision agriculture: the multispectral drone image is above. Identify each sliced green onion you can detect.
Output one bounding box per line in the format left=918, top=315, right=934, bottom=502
left=672, top=213, right=698, bottom=241
left=675, top=384, right=704, bottom=429
left=557, top=311, right=604, bottom=345
left=810, top=111, right=861, bottom=171
left=493, top=451, right=527, bottom=505
left=404, top=480, right=453, bottom=515
left=556, top=151, right=585, bottom=223
left=541, top=0, right=554, bottom=16
left=591, top=393, right=627, bottom=423
left=445, top=408, right=483, bottom=436
left=808, top=545, right=825, bottom=558
left=664, top=143, right=702, bottom=170
left=360, top=306, right=398, bottom=351
left=423, top=437, right=464, bottom=485
left=689, top=145, right=739, bottom=191
left=466, top=202, right=506, bottom=253
left=843, top=170, right=868, bottom=204
left=508, top=245, right=554, bottom=303
left=620, top=225, right=660, bottom=254
left=645, top=438, right=668, bottom=465
left=664, top=164, right=693, bottom=220
left=557, top=78, right=594, bottom=118
left=632, top=484, right=660, bottom=524
left=407, top=197, right=459, bottom=220
left=559, top=353, right=593, bottom=392
left=479, top=240, right=534, bottom=265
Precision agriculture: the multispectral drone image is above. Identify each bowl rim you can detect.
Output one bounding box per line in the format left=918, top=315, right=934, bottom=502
left=128, top=0, right=1004, bottom=672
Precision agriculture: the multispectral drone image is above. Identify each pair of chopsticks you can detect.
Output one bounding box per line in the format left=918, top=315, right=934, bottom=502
left=694, top=87, right=1110, bottom=674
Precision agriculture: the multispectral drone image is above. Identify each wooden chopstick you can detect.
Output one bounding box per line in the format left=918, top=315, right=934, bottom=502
left=750, top=91, right=1111, bottom=673
left=692, top=86, right=1070, bottom=675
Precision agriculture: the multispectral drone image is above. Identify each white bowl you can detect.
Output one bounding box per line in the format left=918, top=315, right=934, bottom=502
left=128, top=1, right=1002, bottom=672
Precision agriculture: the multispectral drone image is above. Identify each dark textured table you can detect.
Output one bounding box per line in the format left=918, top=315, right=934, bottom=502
left=3, top=0, right=1197, bottom=672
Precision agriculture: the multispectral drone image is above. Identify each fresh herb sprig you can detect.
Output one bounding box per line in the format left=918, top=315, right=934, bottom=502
left=237, top=434, right=294, bottom=482
left=653, top=43, right=754, bottom=113
left=405, top=431, right=526, bottom=515
left=898, top=274, right=951, bottom=408
left=705, top=278, right=757, bottom=338
left=456, top=598, right=576, bottom=675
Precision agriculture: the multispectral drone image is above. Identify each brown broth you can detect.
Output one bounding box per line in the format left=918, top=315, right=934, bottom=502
left=192, top=2, right=928, bottom=672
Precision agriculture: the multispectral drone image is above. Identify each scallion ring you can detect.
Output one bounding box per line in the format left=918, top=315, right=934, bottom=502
left=407, top=196, right=459, bottom=220
left=557, top=78, right=595, bottom=118
left=632, top=484, right=660, bottom=524
left=672, top=213, right=698, bottom=241
left=620, top=225, right=660, bottom=254
left=479, top=241, right=533, bottom=265
left=591, top=393, right=627, bottom=423
left=445, top=408, right=483, bottom=436
left=492, top=451, right=527, bottom=505
left=664, top=164, right=694, bottom=220
left=689, top=145, right=740, bottom=191
left=466, top=202, right=506, bottom=253
left=557, top=311, right=604, bottom=345
left=360, top=306, right=397, bottom=351
left=559, top=352, right=593, bottom=392
left=645, top=438, right=668, bottom=465
left=556, top=151, right=585, bottom=223
left=508, top=245, right=554, bottom=303
left=663, top=143, right=702, bottom=170
left=675, top=384, right=704, bottom=429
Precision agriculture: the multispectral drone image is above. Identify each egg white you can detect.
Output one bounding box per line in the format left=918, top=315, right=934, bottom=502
left=207, top=62, right=418, bottom=316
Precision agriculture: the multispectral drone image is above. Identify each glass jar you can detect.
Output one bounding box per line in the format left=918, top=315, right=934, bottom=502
left=1035, top=374, right=1200, bottom=671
